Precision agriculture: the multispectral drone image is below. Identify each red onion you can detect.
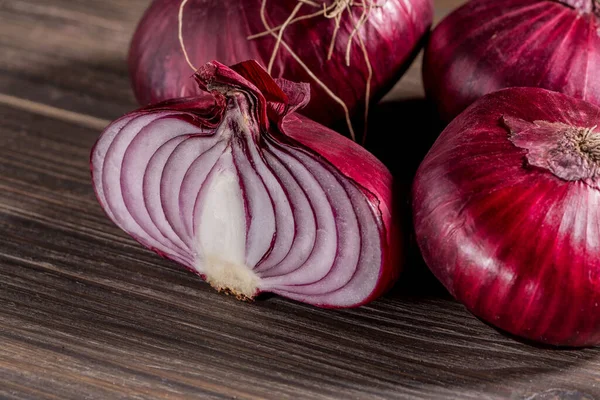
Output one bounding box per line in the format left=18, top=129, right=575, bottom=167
left=91, top=60, right=401, bottom=308
left=423, top=0, right=600, bottom=122
left=412, top=87, right=600, bottom=346
left=128, top=0, right=433, bottom=141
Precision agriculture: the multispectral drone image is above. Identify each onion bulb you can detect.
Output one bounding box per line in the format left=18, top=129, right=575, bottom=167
left=423, top=0, right=600, bottom=122
left=91, top=60, right=401, bottom=308
left=413, top=87, right=600, bottom=346
left=128, top=0, right=433, bottom=141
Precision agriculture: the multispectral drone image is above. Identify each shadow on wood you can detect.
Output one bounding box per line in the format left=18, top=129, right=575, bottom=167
left=364, top=98, right=448, bottom=299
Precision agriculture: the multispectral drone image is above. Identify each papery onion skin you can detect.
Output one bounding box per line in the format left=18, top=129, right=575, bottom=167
left=412, top=87, right=600, bottom=346
left=423, top=0, right=600, bottom=122
left=91, top=60, right=401, bottom=308
left=128, top=0, right=433, bottom=134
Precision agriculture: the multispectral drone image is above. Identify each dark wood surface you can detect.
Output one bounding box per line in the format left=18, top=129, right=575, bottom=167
left=1, top=1, right=599, bottom=399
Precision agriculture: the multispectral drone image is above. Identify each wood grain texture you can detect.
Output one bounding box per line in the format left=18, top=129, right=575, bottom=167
left=1, top=0, right=599, bottom=399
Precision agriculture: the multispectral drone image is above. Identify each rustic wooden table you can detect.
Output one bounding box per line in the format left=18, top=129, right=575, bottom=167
left=1, top=1, right=599, bottom=399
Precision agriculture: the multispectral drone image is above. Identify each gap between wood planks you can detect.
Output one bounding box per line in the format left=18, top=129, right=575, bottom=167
left=0, top=93, right=110, bottom=131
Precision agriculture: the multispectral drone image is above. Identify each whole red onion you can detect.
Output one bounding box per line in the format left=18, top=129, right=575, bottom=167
left=412, top=87, right=600, bottom=346
left=423, top=0, right=600, bottom=122
left=128, top=0, right=433, bottom=141
left=91, top=60, right=401, bottom=308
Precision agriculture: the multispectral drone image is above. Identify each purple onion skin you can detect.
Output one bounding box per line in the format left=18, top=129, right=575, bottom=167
left=413, top=87, right=600, bottom=346
left=128, top=0, right=433, bottom=131
left=423, top=0, right=600, bottom=122
left=91, top=60, right=402, bottom=308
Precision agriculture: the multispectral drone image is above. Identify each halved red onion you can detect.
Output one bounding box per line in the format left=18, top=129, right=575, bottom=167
left=412, top=87, right=600, bottom=346
left=423, top=0, right=600, bottom=122
left=91, top=60, right=401, bottom=308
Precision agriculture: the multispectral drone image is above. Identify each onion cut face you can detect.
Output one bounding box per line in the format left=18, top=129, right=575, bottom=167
left=128, top=0, right=433, bottom=139
left=412, top=87, right=600, bottom=346
left=423, top=0, right=600, bottom=122
left=91, top=60, right=401, bottom=308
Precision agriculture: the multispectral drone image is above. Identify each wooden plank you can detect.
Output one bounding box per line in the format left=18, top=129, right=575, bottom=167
left=0, top=0, right=145, bottom=120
